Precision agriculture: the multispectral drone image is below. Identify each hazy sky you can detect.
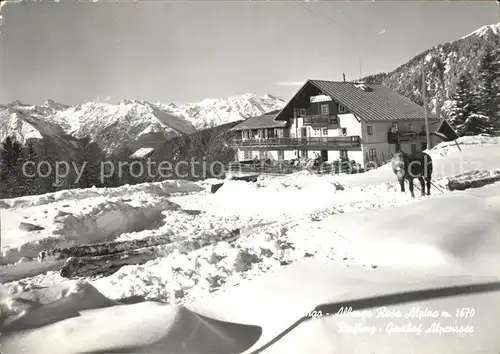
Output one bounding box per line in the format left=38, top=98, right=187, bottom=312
left=0, top=0, right=498, bottom=106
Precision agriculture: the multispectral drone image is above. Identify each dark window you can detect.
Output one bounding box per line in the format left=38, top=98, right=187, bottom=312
left=295, top=108, right=306, bottom=116
left=369, top=148, right=377, bottom=161
left=367, top=125, right=373, bottom=135
left=320, top=104, right=329, bottom=115
left=278, top=150, right=285, bottom=160
left=392, top=122, right=399, bottom=131
left=322, top=128, right=328, bottom=136
left=338, top=104, right=347, bottom=113
left=341, top=128, right=347, bottom=136
left=340, top=150, right=348, bottom=159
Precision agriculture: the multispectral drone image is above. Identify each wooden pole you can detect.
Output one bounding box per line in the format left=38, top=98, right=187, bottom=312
left=421, top=58, right=431, bottom=149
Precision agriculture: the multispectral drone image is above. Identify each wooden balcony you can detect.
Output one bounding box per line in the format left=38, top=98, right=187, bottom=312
left=225, top=158, right=364, bottom=176
left=302, top=114, right=338, bottom=125
left=229, top=136, right=361, bottom=149
left=226, top=163, right=303, bottom=175
left=387, top=131, right=426, bottom=144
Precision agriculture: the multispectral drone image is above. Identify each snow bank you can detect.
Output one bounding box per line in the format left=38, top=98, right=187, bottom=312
left=309, top=184, right=500, bottom=275
left=1, top=179, right=203, bottom=209
left=430, top=134, right=500, bottom=157
left=0, top=282, right=117, bottom=333
left=50, top=198, right=176, bottom=243
left=1, top=193, right=180, bottom=265
left=206, top=176, right=411, bottom=219
left=192, top=262, right=500, bottom=354
left=1, top=266, right=498, bottom=354
left=90, top=222, right=304, bottom=302
left=0, top=281, right=260, bottom=354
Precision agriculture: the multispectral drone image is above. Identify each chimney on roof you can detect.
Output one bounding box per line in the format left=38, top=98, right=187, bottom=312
left=343, top=73, right=346, bottom=82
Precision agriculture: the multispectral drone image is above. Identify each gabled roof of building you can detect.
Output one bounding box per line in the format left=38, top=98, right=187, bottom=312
left=430, top=118, right=460, bottom=141
left=230, top=112, right=287, bottom=131
left=275, top=80, right=439, bottom=123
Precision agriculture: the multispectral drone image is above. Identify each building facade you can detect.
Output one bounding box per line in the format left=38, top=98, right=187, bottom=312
left=228, top=80, right=457, bottom=168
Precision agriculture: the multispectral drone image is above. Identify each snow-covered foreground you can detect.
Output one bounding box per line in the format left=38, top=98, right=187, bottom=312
left=1, top=187, right=499, bottom=354
left=1, top=135, right=500, bottom=353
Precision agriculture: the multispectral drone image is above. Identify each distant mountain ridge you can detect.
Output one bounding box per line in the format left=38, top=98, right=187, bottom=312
left=362, top=23, right=500, bottom=122
left=156, top=93, right=286, bottom=129
left=0, top=93, right=286, bottom=155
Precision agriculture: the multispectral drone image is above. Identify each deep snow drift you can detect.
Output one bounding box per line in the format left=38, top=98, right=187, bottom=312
left=1, top=135, right=499, bottom=353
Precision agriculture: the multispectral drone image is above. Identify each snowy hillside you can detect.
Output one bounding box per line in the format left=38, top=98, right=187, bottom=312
left=51, top=100, right=199, bottom=155
left=157, top=93, right=287, bottom=129
left=461, top=23, right=500, bottom=40
left=0, top=100, right=197, bottom=155
left=0, top=101, right=81, bottom=159
left=0, top=134, right=499, bottom=353
left=0, top=100, right=68, bottom=143
left=0, top=93, right=285, bottom=154
left=363, top=22, right=500, bottom=119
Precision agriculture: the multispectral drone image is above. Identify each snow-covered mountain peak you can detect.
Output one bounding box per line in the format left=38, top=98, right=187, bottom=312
left=5, top=100, right=29, bottom=108
left=48, top=100, right=198, bottom=154
left=262, top=93, right=283, bottom=101
left=461, top=22, right=500, bottom=39
left=42, top=99, right=69, bottom=111
left=156, top=93, right=286, bottom=129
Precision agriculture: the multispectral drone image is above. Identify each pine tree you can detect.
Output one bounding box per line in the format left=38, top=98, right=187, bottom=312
left=448, top=72, right=474, bottom=131
left=477, top=47, right=500, bottom=134
left=77, top=138, right=108, bottom=189
left=36, top=139, right=56, bottom=194
left=447, top=71, right=492, bottom=136
left=22, top=140, right=39, bottom=195
left=476, top=47, right=500, bottom=131
left=0, top=137, right=24, bottom=198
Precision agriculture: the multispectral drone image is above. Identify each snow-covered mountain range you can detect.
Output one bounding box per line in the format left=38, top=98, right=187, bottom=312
left=157, top=93, right=287, bottom=129
left=0, top=94, right=286, bottom=155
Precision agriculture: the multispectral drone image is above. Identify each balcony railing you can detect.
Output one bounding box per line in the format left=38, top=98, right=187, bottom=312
left=302, top=114, right=338, bottom=125
left=387, top=131, right=426, bottom=144
left=226, top=163, right=303, bottom=175
left=225, top=159, right=364, bottom=176
left=229, top=136, right=361, bottom=149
